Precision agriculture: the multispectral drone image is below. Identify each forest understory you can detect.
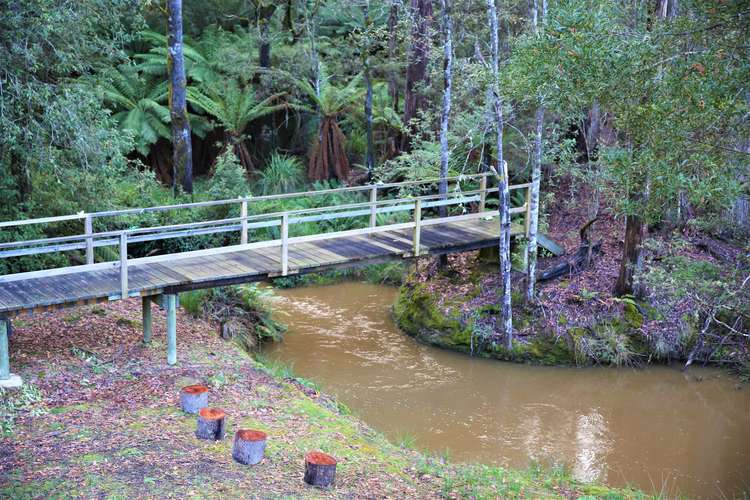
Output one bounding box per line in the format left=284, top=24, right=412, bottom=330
left=394, top=185, right=750, bottom=372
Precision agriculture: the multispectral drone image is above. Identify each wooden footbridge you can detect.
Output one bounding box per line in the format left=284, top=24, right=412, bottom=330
left=0, top=174, right=534, bottom=380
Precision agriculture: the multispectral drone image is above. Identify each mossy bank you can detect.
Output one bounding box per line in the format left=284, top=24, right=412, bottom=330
left=393, top=274, right=742, bottom=369
left=0, top=298, right=645, bottom=498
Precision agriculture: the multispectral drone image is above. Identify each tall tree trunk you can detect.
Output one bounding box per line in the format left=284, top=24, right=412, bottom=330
left=487, top=0, right=513, bottom=348
left=363, top=2, right=375, bottom=179
left=258, top=4, right=276, bottom=69
left=615, top=0, right=672, bottom=296
left=614, top=208, right=645, bottom=296
left=525, top=0, right=546, bottom=302
left=167, top=0, right=193, bottom=194
left=438, top=0, right=452, bottom=216
left=401, top=0, right=432, bottom=151
left=387, top=1, right=400, bottom=113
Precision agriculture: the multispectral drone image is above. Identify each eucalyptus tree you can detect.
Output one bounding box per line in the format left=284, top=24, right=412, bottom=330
left=402, top=0, right=433, bottom=151
left=438, top=0, right=453, bottom=215
left=508, top=0, right=749, bottom=296
left=167, top=0, right=194, bottom=194
left=526, top=0, right=547, bottom=302
left=486, top=0, right=513, bottom=348
left=249, top=0, right=277, bottom=69
left=360, top=0, right=376, bottom=178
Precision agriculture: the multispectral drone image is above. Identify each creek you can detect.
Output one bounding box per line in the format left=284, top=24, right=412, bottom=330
left=263, top=282, right=750, bottom=498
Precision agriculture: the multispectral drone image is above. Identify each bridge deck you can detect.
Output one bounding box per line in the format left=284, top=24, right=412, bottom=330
left=0, top=218, right=518, bottom=316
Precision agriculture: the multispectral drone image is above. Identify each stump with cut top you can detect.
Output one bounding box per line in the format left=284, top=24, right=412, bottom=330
left=232, top=429, right=267, bottom=465
left=304, top=451, right=337, bottom=487
left=195, top=408, right=226, bottom=440
left=180, top=384, right=209, bottom=414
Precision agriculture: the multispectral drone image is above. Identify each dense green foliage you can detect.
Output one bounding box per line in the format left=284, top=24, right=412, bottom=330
left=1, top=0, right=747, bottom=319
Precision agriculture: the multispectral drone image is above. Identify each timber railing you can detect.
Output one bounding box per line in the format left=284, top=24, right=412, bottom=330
left=0, top=174, right=532, bottom=298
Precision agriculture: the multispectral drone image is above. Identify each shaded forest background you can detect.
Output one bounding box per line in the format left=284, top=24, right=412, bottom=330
left=1, top=0, right=748, bottom=287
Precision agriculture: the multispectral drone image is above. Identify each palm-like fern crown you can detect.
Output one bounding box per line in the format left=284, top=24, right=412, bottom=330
left=187, top=80, right=287, bottom=137
left=134, top=31, right=216, bottom=84
left=100, top=65, right=170, bottom=156
left=296, top=66, right=364, bottom=117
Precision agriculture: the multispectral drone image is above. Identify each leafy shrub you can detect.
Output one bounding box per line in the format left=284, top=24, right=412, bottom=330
left=576, top=325, right=639, bottom=367
left=207, top=149, right=251, bottom=201
left=186, top=284, right=286, bottom=352
left=255, top=153, right=305, bottom=195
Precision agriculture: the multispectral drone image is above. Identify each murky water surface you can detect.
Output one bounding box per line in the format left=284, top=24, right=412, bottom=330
left=263, top=282, right=750, bottom=498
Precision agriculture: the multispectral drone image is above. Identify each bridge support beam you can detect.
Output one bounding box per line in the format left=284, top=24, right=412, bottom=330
left=166, top=294, right=177, bottom=365
left=142, top=297, right=152, bottom=345
left=0, top=319, right=22, bottom=388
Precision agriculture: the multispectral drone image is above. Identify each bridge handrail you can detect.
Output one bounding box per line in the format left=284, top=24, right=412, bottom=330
left=0, top=184, right=521, bottom=255
left=0, top=174, right=498, bottom=230
left=1, top=174, right=534, bottom=298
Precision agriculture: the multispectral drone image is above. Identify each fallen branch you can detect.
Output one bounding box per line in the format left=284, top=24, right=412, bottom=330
left=539, top=218, right=602, bottom=282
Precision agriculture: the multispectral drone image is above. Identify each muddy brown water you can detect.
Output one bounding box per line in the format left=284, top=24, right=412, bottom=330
left=263, top=282, right=750, bottom=498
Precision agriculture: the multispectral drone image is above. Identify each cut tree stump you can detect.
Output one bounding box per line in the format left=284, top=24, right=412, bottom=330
left=180, top=384, right=209, bottom=414
left=232, top=429, right=267, bottom=465
left=304, top=451, right=337, bottom=487
left=195, top=408, right=226, bottom=440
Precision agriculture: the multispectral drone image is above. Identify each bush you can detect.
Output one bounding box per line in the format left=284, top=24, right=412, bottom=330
left=255, top=153, right=305, bottom=195
left=185, top=284, right=286, bottom=352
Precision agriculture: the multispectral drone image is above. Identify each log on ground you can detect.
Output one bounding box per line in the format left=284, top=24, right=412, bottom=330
left=304, top=451, right=337, bottom=487
left=232, top=429, right=267, bottom=465
left=180, top=384, right=209, bottom=414
left=196, top=408, right=226, bottom=440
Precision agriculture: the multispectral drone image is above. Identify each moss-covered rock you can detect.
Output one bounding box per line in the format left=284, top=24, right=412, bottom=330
left=393, top=284, right=473, bottom=353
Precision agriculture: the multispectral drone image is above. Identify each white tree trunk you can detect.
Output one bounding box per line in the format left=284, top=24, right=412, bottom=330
left=439, top=0, right=452, bottom=217
left=487, top=0, right=513, bottom=348
left=525, top=0, right=546, bottom=301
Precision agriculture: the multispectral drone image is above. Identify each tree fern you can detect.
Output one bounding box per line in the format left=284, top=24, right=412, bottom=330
left=187, top=80, right=289, bottom=171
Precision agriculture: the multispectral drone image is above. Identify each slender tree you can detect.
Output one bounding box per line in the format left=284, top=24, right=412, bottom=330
left=253, top=1, right=276, bottom=69
left=487, top=0, right=513, bottom=348
left=525, top=0, right=546, bottom=301
left=387, top=0, right=400, bottom=113
left=614, top=0, right=673, bottom=296
left=167, top=0, right=193, bottom=194
left=401, top=0, right=432, bottom=151
left=438, top=0, right=452, bottom=215
left=362, top=1, right=375, bottom=179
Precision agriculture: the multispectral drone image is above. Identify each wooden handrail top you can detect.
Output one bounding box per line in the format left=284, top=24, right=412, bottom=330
left=0, top=174, right=497, bottom=229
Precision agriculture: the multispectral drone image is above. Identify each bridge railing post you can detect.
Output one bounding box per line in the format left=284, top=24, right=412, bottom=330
left=281, top=213, right=289, bottom=276
left=479, top=174, right=487, bottom=213
left=0, top=319, right=9, bottom=380
left=240, top=198, right=248, bottom=245
left=119, top=231, right=128, bottom=299
left=85, top=214, right=94, bottom=265
left=413, top=198, right=422, bottom=257
left=525, top=185, right=532, bottom=238
left=369, top=186, right=378, bottom=230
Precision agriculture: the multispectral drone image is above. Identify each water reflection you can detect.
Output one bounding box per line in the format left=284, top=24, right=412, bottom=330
left=264, top=283, right=750, bottom=498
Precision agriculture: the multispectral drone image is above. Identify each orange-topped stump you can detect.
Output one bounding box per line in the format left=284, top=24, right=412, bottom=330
left=304, top=451, right=337, bottom=487
left=180, top=384, right=209, bottom=414
left=232, top=429, right=267, bottom=465
left=195, top=407, right=226, bottom=440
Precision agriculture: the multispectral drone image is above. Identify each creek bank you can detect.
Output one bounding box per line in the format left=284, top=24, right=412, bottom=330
left=0, top=298, right=641, bottom=498
left=393, top=245, right=749, bottom=370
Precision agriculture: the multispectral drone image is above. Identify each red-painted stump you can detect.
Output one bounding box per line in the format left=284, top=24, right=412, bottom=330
left=180, top=384, right=209, bottom=414
left=195, top=408, right=226, bottom=440
left=232, top=430, right=267, bottom=465
left=304, top=451, right=337, bottom=487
